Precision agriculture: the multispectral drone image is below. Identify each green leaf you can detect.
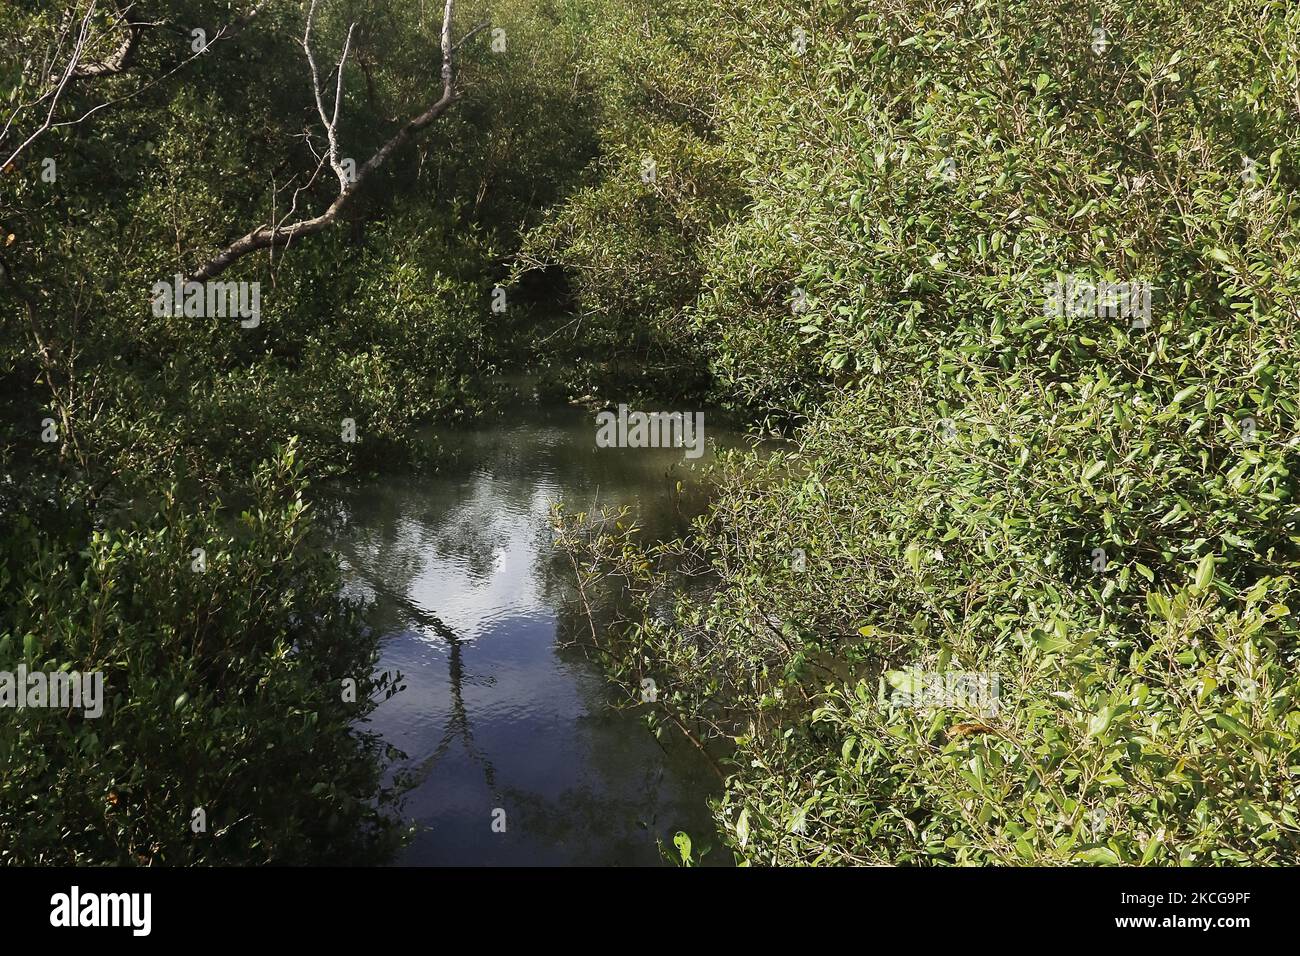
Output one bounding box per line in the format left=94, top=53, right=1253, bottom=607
left=886, top=669, right=922, bottom=693
left=1075, top=847, right=1120, bottom=864
left=1032, top=628, right=1071, bottom=655
left=1087, top=706, right=1115, bottom=739
left=1213, top=713, right=1254, bottom=742
left=904, top=541, right=922, bottom=572
left=1147, top=591, right=1172, bottom=620
left=1140, top=833, right=1162, bottom=865
left=673, top=831, right=692, bottom=864
left=1193, top=553, right=1216, bottom=592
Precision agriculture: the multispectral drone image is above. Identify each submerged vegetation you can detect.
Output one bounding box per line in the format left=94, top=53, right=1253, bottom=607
left=3, top=0, right=1298, bottom=865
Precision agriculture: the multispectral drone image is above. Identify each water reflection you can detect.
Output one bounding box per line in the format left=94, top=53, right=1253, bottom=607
left=326, top=401, right=743, bottom=865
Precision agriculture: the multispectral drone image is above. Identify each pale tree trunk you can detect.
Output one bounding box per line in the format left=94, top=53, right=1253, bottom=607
left=187, top=0, right=487, bottom=282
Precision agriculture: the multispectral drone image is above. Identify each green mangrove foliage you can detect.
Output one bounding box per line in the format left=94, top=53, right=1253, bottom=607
left=543, top=0, right=1300, bottom=864
left=4, top=0, right=1299, bottom=867
left=0, top=0, right=592, bottom=863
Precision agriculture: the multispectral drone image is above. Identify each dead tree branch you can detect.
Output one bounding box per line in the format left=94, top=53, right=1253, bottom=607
left=0, top=3, right=98, bottom=172
left=0, top=1, right=273, bottom=174
left=187, top=0, right=476, bottom=282
left=69, top=2, right=144, bottom=79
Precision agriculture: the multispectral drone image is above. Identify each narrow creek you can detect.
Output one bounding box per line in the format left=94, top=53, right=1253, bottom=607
left=324, top=395, right=743, bottom=865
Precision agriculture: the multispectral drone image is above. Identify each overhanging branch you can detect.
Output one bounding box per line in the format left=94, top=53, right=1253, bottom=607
left=187, top=0, right=473, bottom=282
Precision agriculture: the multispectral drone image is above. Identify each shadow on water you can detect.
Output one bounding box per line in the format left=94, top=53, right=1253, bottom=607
left=322, top=398, right=749, bottom=865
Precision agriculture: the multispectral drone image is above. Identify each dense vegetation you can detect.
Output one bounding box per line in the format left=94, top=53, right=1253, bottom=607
left=0, top=0, right=589, bottom=863
left=545, top=0, right=1300, bottom=864
left=4, top=0, right=1298, bottom=865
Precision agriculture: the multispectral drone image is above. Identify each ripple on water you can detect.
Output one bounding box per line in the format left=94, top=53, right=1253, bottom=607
left=331, top=402, right=745, bottom=865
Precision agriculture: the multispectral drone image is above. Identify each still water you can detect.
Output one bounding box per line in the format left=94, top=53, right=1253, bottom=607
left=328, top=400, right=742, bottom=865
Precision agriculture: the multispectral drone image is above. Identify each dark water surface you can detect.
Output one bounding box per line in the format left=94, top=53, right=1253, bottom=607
left=328, top=400, right=743, bottom=865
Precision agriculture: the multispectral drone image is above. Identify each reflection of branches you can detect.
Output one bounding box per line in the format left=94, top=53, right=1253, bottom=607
left=555, top=506, right=727, bottom=783
left=359, top=574, right=501, bottom=803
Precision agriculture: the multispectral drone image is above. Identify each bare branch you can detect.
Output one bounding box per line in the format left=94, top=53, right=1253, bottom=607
left=0, top=3, right=98, bottom=171
left=302, top=0, right=357, bottom=190
left=454, top=20, right=491, bottom=53
left=0, top=1, right=275, bottom=174
left=188, top=0, right=473, bottom=282
left=70, top=3, right=144, bottom=79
